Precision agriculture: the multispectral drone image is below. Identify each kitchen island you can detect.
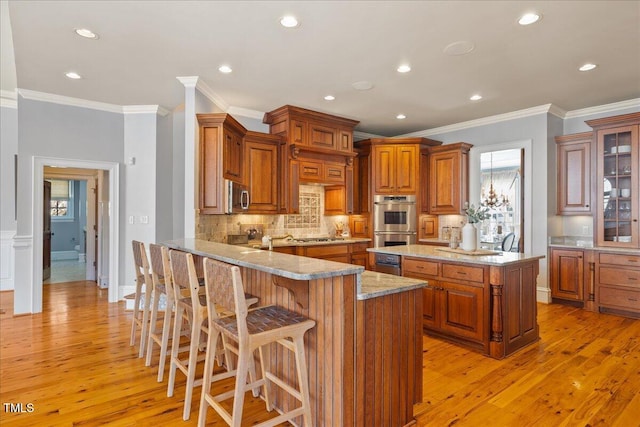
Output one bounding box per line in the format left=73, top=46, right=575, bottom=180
left=165, top=238, right=426, bottom=427
left=369, top=244, right=545, bottom=359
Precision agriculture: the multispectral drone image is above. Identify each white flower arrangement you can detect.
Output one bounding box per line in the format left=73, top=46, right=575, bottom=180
left=464, top=203, right=490, bottom=224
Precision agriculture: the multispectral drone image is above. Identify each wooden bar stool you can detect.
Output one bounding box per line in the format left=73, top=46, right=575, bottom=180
left=167, top=250, right=259, bottom=420
left=126, top=240, right=152, bottom=358
left=145, top=244, right=174, bottom=381
left=198, top=258, right=315, bottom=427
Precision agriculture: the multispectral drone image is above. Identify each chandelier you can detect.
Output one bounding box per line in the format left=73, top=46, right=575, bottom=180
left=481, top=153, right=509, bottom=209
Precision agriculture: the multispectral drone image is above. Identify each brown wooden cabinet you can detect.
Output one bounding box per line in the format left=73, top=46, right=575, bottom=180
left=197, top=113, right=247, bottom=214
left=428, top=143, right=472, bottom=214
left=550, top=248, right=585, bottom=302
left=263, top=105, right=359, bottom=214
left=352, top=148, right=370, bottom=214
left=587, top=113, right=640, bottom=248
left=244, top=131, right=282, bottom=214
left=372, top=144, right=419, bottom=194
left=596, top=252, right=640, bottom=318
left=418, top=214, right=439, bottom=240
left=349, top=215, right=370, bottom=238
left=555, top=132, right=592, bottom=215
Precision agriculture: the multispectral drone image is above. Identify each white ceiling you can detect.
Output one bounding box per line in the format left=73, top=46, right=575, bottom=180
left=3, top=1, right=640, bottom=136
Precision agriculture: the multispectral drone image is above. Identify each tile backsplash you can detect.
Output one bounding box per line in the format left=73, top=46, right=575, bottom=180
left=196, top=184, right=349, bottom=242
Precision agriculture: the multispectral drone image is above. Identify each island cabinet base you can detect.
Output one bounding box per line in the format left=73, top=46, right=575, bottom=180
left=239, top=269, right=424, bottom=426
left=355, top=288, right=423, bottom=427
left=404, top=257, right=540, bottom=359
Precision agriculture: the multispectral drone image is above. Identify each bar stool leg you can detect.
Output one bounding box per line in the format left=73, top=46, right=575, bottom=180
left=145, top=286, right=161, bottom=366
left=138, top=287, right=151, bottom=358
left=129, top=282, right=141, bottom=346
left=231, top=349, right=251, bottom=427
left=197, top=329, right=220, bottom=427
left=167, top=304, right=184, bottom=397
left=294, top=336, right=313, bottom=426
left=182, top=317, right=202, bottom=420
left=156, top=295, right=173, bottom=382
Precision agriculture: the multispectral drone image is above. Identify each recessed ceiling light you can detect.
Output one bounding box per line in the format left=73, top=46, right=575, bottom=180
left=324, top=95, right=335, bottom=101
left=352, top=81, right=374, bottom=91
left=280, top=15, right=299, bottom=28
left=470, top=94, right=482, bottom=101
left=397, top=64, right=411, bottom=73
left=396, top=114, right=406, bottom=120
left=579, top=63, right=597, bottom=72
left=518, top=12, right=541, bottom=25
left=443, top=40, right=475, bottom=56
left=74, top=28, right=99, bottom=39
left=218, top=65, right=233, bottom=74
left=65, top=71, right=82, bottom=79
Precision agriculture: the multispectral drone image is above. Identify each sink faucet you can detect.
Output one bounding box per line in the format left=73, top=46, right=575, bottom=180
left=268, top=234, right=293, bottom=251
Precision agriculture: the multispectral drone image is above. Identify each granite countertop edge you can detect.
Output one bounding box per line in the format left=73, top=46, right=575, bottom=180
left=368, top=244, right=545, bottom=266
left=165, top=238, right=364, bottom=281
left=357, top=270, right=427, bottom=301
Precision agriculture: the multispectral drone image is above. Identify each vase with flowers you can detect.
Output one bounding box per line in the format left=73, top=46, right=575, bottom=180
left=460, top=203, right=490, bottom=251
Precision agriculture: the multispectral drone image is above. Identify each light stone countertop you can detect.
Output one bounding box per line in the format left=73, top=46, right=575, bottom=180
left=165, top=238, right=364, bottom=281
left=245, top=237, right=372, bottom=249
left=358, top=270, right=427, bottom=300
left=368, top=244, right=544, bottom=266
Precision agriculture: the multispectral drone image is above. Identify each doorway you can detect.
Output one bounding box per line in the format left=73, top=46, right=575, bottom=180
left=29, top=157, right=120, bottom=313
left=43, top=170, right=98, bottom=284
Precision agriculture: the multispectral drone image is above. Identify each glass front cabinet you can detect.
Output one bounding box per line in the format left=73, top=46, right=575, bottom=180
left=587, top=113, right=640, bottom=248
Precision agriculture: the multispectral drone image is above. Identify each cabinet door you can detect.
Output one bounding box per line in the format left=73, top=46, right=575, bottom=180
left=422, top=285, right=438, bottom=329
left=245, top=138, right=279, bottom=214
left=550, top=249, right=584, bottom=301
left=291, top=120, right=307, bottom=145
left=557, top=136, right=592, bottom=214
left=223, top=127, right=243, bottom=182
left=299, top=160, right=323, bottom=183
left=438, top=281, right=485, bottom=344
left=350, top=216, right=370, bottom=238
left=350, top=252, right=369, bottom=270
left=429, top=150, right=462, bottom=214
left=324, top=162, right=345, bottom=183
left=395, top=145, right=418, bottom=193
left=324, top=186, right=346, bottom=215
left=308, top=121, right=337, bottom=150
left=338, top=129, right=353, bottom=152
left=200, top=127, right=224, bottom=214
left=419, top=215, right=439, bottom=240
left=596, top=124, right=639, bottom=247
left=373, top=145, right=396, bottom=193
left=353, top=151, right=370, bottom=214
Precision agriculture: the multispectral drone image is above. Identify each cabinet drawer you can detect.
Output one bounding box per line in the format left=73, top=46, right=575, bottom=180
left=599, top=286, right=640, bottom=312
left=304, top=244, right=349, bottom=258
left=299, top=160, right=323, bottom=182
left=403, top=258, right=439, bottom=277
left=324, top=163, right=345, bottom=183
left=350, top=242, right=369, bottom=253
left=599, top=267, right=640, bottom=289
left=442, top=263, right=485, bottom=284
left=599, top=253, right=640, bottom=267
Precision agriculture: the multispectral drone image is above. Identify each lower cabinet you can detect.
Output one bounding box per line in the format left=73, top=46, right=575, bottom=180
left=550, top=248, right=585, bottom=302
left=596, top=252, right=640, bottom=318
left=272, top=241, right=371, bottom=268
left=404, top=257, right=486, bottom=348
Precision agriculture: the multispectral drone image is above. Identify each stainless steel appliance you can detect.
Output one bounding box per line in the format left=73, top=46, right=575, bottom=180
left=373, top=195, right=417, bottom=232
left=374, top=253, right=402, bottom=276
left=224, top=179, right=250, bottom=214
left=373, top=194, right=417, bottom=248
left=373, top=231, right=417, bottom=248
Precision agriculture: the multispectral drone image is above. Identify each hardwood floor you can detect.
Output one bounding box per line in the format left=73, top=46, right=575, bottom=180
left=1, top=282, right=639, bottom=426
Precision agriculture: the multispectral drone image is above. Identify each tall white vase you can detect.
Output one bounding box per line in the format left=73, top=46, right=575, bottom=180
left=460, top=222, right=477, bottom=251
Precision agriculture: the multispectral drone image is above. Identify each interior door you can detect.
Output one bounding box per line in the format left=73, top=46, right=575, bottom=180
left=86, top=177, right=97, bottom=281
left=43, top=180, right=52, bottom=280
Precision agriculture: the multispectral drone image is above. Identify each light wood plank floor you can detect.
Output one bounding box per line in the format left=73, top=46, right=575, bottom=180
left=1, top=282, right=639, bottom=426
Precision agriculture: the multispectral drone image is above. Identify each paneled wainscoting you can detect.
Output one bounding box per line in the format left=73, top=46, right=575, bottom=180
left=0, top=282, right=638, bottom=426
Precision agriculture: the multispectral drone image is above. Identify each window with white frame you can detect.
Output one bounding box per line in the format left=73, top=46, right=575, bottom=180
left=49, top=179, right=74, bottom=220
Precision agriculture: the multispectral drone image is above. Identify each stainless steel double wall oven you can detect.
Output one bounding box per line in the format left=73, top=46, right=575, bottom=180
left=373, top=194, right=417, bottom=247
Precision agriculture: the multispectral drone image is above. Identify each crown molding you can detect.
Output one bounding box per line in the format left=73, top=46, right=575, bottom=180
left=18, top=88, right=123, bottom=113
left=122, top=105, right=169, bottom=117
left=226, top=106, right=265, bottom=120
left=564, top=98, right=640, bottom=119
left=195, top=78, right=229, bottom=112
left=397, top=104, right=556, bottom=138
left=354, top=130, right=384, bottom=141
left=1, top=89, right=17, bottom=109
left=176, top=76, right=199, bottom=88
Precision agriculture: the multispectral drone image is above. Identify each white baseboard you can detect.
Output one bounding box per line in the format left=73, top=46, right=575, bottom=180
left=51, top=250, right=79, bottom=261
left=537, top=286, right=552, bottom=303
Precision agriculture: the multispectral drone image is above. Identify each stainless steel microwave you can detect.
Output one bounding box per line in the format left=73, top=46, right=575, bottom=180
left=224, top=179, right=249, bottom=214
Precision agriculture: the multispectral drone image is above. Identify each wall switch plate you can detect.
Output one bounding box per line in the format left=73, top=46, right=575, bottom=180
left=582, top=225, right=590, bottom=235
left=129, top=215, right=135, bottom=224
left=140, top=215, right=149, bottom=224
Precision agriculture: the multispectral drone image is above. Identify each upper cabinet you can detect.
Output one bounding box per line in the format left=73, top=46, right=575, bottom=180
left=555, top=132, right=592, bottom=215
left=197, top=113, right=247, bottom=214
left=244, top=131, right=283, bottom=214
left=428, top=143, right=472, bottom=215
left=372, top=144, right=419, bottom=194
left=586, top=112, right=640, bottom=248
left=264, top=105, right=360, bottom=214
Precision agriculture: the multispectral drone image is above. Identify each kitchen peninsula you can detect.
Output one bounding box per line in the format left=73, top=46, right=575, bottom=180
left=165, top=238, right=426, bottom=427
left=369, top=245, right=544, bottom=359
